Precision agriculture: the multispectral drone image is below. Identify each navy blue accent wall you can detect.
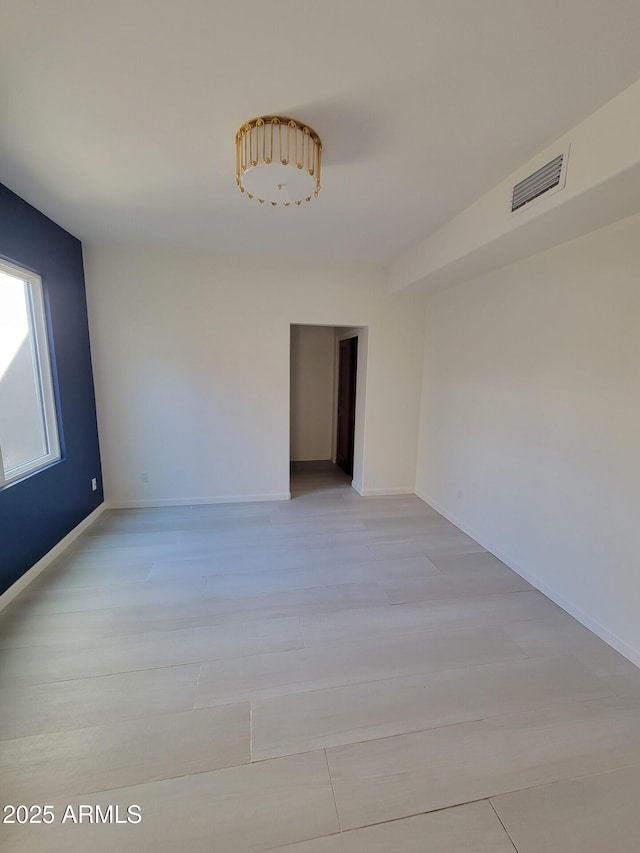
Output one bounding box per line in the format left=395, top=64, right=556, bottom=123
left=0, top=184, right=103, bottom=594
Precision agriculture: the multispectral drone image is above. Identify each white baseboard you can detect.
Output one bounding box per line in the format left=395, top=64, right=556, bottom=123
left=357, top=487, right=415, bottom=497
left=415, top=489, right=640, bottom=671
left=106, top=492, right=291, bottom=509
left=0, top=503, right=106, bottom=612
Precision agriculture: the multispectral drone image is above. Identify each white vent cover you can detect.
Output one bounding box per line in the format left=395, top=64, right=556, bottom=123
left=511, top=150, right=568, bottom=213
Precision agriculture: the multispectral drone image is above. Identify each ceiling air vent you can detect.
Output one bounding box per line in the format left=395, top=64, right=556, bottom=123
left=511, top=151, right=568, bottom=213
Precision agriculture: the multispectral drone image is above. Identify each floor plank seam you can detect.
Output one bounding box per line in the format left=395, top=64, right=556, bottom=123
left=191, top=661, right=203, bottom=710
left=324, top=748, right=342, bottom=832
left=250, top=700, right=253, bottom=763
left=488, top=798, right=521, bottom=852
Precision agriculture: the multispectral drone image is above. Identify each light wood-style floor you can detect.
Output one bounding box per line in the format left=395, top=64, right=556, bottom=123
left=2, top=462, right=640, bottom=851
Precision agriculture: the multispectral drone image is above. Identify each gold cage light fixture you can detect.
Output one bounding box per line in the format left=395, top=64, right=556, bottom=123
left=235, top=116, right=322, bottom=206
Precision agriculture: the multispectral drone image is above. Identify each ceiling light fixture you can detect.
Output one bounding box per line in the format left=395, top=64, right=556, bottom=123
left=235, top=116, right=322, bottom=207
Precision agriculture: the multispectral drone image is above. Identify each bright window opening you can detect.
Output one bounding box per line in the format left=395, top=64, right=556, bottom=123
left=0, top=259, right=60, bottom=487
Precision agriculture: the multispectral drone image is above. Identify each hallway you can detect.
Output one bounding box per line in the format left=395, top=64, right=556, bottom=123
left=290, top=460, right=352, bottom=498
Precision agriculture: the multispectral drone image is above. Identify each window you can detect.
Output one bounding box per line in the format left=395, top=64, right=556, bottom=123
left=0, top=259, right=60, bottom=487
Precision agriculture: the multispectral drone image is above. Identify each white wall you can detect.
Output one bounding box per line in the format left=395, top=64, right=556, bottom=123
left=416, top=213, right=640, bottom=665
left=390, top=77, right=640, bottom=295
left=84, top=247, right=425, bottom=505
left=290, top=325, right=335, bottom=462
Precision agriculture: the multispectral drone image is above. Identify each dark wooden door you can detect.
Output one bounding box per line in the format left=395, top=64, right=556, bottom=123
left=336, top=337, right=358, bottom=476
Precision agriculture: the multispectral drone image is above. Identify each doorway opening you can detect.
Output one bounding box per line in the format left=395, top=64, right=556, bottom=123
left=289, top=324, right=366, bottom=498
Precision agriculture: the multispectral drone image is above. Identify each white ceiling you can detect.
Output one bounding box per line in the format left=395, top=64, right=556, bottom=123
left=1, top=0, right=640, bottom=263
